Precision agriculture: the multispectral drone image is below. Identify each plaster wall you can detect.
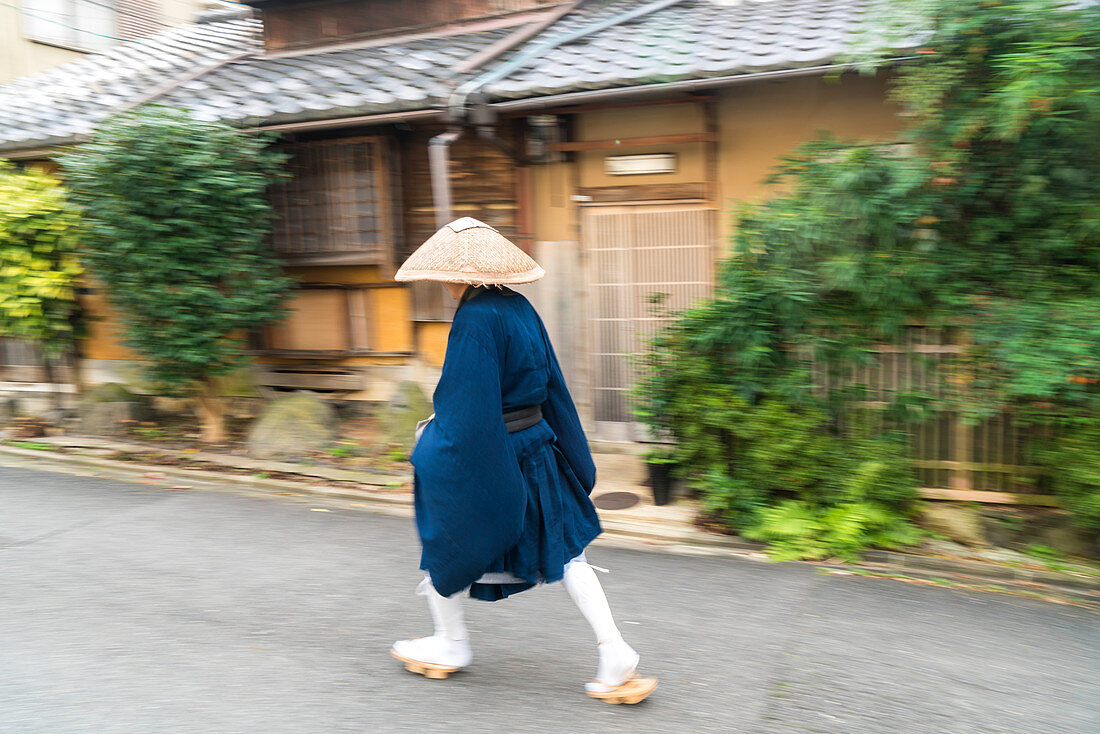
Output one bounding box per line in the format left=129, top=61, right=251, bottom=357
left=715, top=73, right=902, bottom=244
left=0, top=1, right=213, bottom=83
left=574, top=102, right=709, bottom=189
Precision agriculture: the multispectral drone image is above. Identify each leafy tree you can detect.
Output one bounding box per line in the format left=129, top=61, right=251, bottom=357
left=60, top=107, right=294, bottom=442
left=0, top=161, right=84, bottom=396
left=636, top=0, right=1100, bottom=553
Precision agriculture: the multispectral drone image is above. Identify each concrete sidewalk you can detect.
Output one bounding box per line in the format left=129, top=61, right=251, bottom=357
left=2, top=436, right=1098, bottom=605
left=0, top=435, right=737, bottom=552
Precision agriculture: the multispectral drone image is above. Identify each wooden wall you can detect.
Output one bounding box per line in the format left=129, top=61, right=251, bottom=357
left=398, top=125, right=521, bottom=259
left=397, top=124, right=523, bottom=320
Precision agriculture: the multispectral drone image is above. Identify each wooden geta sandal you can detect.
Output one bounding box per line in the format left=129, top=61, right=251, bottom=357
left=390, top=648, right=462, bottom=679
left=586, top=674, right=658, bottom=704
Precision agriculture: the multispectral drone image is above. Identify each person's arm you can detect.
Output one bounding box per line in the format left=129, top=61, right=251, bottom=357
left=410, top=316, right=527, bottom=597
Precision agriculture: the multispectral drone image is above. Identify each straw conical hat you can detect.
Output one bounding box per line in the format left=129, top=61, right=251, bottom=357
left=395, top=217, right=545, bottom=285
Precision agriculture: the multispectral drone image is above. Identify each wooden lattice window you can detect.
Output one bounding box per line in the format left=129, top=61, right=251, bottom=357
left=270, top=137, right=392, bottom=266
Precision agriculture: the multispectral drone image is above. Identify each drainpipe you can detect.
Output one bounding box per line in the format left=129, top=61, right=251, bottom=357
left=428, top=128, right=463, bottom=228
left=428, top=0, right=689, bottom=245
left=428, top=0, right=688, bottom=228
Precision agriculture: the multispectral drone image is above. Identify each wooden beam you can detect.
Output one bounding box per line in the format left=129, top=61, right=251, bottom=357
left=255, top=371, right=365, bottom=390
left=577, top=182, right=708, bottom=203
left=919, top=488, right=1061, bottom=506
left=506, top=95, right=712, bottom=118
left=550, top=133, right=714, bottom=152
left=452, top=2, right=581, bottom=74
left=704, top=97, right=719, bottom=203
left=295, top=282, right=407, bottom=290
left=277, top=252, right=389, bottom=267
left=911, top=460, right=1039, bottom=475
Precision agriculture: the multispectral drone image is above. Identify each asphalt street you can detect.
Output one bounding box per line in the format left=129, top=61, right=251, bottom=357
left=1, top=458, right=1097, bottom=734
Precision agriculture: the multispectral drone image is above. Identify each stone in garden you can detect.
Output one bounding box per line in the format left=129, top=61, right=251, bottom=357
left=1015, top=511, right=1099, bottom=558
left=247, top=393, right=336, bottom=459
left=77, top=382, right=154, bottom=436
left=0, top=397, right=16, bottom=425
left=919, top=503, right=988, bottom=547
left=378, top=380, right=432, bottom=453
left=981, top=508, right=1099, bottom=558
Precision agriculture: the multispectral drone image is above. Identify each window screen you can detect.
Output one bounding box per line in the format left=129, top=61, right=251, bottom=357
left=270, top=137, right=392, bottom=265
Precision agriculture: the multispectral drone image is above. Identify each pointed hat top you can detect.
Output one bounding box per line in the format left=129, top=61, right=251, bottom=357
left=394, top=217, right=545, bottom=285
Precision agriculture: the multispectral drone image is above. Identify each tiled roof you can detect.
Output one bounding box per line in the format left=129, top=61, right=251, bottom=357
left=0, top=0, right=893, bottom=152
left=483, top=0, right=877, bottom=101
left=154, top=28, right=514, bottom=128
left=0, top=17, right=261, bottom=151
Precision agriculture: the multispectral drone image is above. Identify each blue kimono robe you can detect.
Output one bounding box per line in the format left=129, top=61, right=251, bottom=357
left=410, top=287, right=602, bottom=601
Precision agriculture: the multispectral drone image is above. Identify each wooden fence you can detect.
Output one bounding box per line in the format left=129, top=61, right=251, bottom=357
left=808, top=326, right=1055, bottom=506
left=0, top=338, right=74, bottom=384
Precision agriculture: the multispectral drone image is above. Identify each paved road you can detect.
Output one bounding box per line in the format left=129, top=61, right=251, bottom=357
left=1, top=459, right=1097, bottom=734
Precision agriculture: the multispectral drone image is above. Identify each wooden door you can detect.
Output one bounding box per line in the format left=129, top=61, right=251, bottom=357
left=581, top=203, right=715, bottom=442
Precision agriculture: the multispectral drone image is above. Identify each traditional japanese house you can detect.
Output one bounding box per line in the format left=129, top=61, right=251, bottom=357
left=1, top=0, right=905, bottom=444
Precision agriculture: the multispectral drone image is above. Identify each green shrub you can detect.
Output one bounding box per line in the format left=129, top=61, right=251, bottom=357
left=634, top=0, right=1100, bottom=552
left=842, top=436, right=920, bottom=510
left=1040, top=421, right=1100, bottom=533
left=687, top=398, right=921, bottom=559
left=60, top=106, right=294, bottom=443
left=744, top=500, right=922, bottom=562
left=0, top=161, right=83, bottom=363
left=697, top=469, right=768, bottom=532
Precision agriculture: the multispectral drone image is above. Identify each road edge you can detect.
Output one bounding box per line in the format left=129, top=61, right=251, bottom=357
left=3, top=443, right=1096, bottom=606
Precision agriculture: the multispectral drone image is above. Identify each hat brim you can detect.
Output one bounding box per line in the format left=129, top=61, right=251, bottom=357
left=394, top=265, right=545, bottom=285
left=394, top=218, right=546, bottom=285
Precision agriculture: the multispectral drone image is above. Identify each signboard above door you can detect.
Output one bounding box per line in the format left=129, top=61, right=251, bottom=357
left=604, top=153, right=677, bottom=176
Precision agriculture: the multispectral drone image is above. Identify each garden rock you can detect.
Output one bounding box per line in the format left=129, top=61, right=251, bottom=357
left=919, top=503, right=988, bottom=547
left=982, top=508, right=1099, bottom=558
left=379, top=381, right=432, bottom=453
left=247, top=394, right=336, bottom=459
left=77, top=383, right=153, bottom=436
left=0, top=397, right=16, bottom=424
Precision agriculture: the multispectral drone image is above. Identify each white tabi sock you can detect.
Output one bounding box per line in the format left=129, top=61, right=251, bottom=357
left=562, top=560, right=639, bottom=689
left=562, top=560, right=621, bottom=645
left=419, top=576, right=469, bottom=641
left=392, top=577, right=472, bottom=669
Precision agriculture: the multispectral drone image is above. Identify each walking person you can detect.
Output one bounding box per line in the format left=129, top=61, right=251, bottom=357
left=390, top=217, right=656, bottom=704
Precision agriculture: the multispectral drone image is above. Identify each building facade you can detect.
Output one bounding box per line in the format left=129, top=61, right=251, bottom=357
left=0, top=0, right=228, bottom=83
left=0, top=0, right=904, bottom=443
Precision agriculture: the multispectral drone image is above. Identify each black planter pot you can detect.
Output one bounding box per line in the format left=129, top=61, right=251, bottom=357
left=646, top=462, right=675, bottom=506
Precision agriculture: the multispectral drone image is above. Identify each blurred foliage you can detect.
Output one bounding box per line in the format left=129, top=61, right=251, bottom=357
left=1038, top=418, right=1100, bottom=532
left=60, top=107, right=294, bottom=441
left=0, top=161, right=84, bottom=358
left=636, top=0, right=1100, bottom=555
left=743, top=500, right=923, bottom=563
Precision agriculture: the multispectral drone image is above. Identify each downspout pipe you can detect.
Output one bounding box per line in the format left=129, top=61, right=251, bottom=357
left=432, top=0, right=689, bottom=232
left=433, top=0, right=686, bottom=222
left=429, top=128, right=463, bottom=227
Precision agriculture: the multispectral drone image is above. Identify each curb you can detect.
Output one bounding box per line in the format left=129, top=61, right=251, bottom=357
left=862, top=549, right=1100, bottom=593
left=0, top=444, right=414, bottom=510
left=815, top=562, right=1099, bottom=605
left=3, top=443, right=1097, bottom=602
